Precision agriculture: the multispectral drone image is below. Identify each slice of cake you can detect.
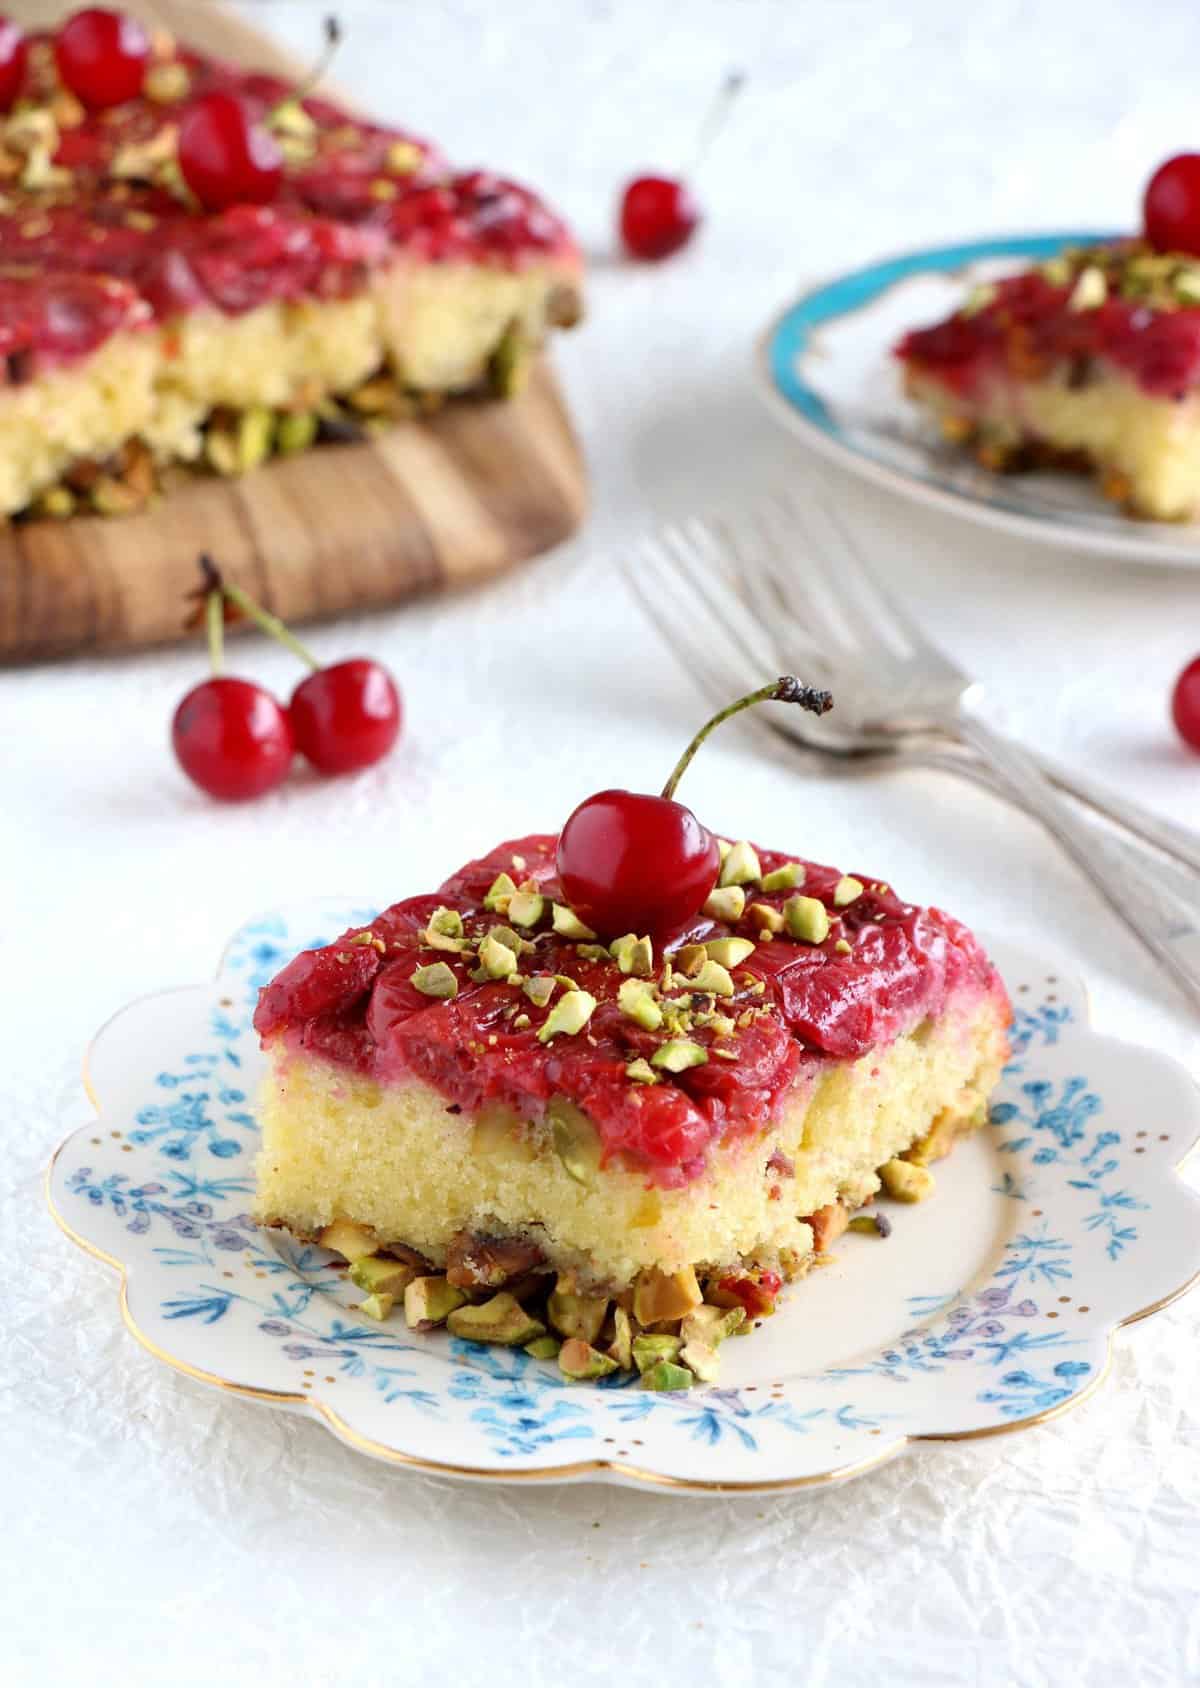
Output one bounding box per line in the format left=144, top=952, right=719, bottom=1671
left=253, top=832, right=1010, bottom=1388
left=895, top=241, right=1200, bottom=521
left=0, top=24, right=581, bottom=518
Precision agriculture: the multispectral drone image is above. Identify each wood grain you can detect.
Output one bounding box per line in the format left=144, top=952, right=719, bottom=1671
left=0, top=2, right=587, bottom=660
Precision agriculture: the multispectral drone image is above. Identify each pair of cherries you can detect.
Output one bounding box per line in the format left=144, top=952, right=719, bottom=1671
left=172, top=558, right=400, bottom=801
left=557, top=678, right=831, bottom=934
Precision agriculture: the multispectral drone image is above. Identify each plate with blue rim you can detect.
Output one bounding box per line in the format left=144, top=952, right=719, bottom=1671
left=47, top=896, right=1200, bottom=1493
left=757, top=229, right=1200, bottom=566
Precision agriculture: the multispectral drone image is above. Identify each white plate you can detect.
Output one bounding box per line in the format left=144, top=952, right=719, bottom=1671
left=48, top=897, right=1200, bottom=1494
left=756, top=230, right=1200, bottom=566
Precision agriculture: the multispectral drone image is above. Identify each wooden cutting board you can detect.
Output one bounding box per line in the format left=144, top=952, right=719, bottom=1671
left=0, top=1, right=587, bottom=661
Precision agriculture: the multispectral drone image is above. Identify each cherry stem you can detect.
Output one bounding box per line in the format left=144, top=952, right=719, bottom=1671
left=197, top=553, right=320, bottom=671
left=683, top=69, right=745, bottom=180
left=660, top=676, right=833, bottom=802
left=269, top=15, right=341, bottom=122
left=206, top=580, right=224, bottom=677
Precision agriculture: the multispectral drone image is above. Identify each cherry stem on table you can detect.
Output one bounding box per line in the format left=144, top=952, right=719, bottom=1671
left=659, top=676, right=833, bottom=802
left=682, top=69, right=745, bottom=179
left=197, top=553, right=320, bottom=671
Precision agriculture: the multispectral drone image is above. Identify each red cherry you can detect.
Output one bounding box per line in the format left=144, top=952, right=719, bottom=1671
left=1144, top=154, right=1200, bottom=257
left=172, top=677, right=294, bottom=801
left=1171, top=655, right=1200, bottom=751
left=55, top=8, right=148, bottom=109
left=557, top=788, right=720, bottom=936
left=0, top=18, right=27, bottom=112
left=290, top=658, right=402, bottom=774
left=178, top=90, right=283, bottom=211
left=556, top=678, right=833, bottom=937
left=619, top=176, right=699, bottom=261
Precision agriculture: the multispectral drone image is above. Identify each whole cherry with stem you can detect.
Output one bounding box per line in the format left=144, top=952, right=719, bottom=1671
left=178, top=555, right=402, bottom=785
left=0, top=17, right=27, bottom=113
left=556, top=677, right=832, bottom=936
left=55, top=7, right=149, bottom=110
left=172, top=571, right=295, bottom=802
left=619, top=70, right=744, bottom=261
left=178, top=15, right=341, bottom=212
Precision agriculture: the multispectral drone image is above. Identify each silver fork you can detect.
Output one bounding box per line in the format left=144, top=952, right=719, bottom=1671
left=623, top=498, right=1200, bottom=1015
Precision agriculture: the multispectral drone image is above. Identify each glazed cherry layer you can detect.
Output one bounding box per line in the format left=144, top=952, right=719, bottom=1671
left=254, top=834, right=1000, bottom=1185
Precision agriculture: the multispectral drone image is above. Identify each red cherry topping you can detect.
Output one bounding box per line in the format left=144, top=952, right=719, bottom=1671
left=0, top=17, right=27, bottom=112
left=172, top=677, right=294, bottom=801
left=1144, top=154, right=1200, bottom=257
left=55, top=8, right=148, bottom=110
left=1171, top=655, right=1200, bottom=751
left=619, top=175, right=699, bottom=261
left=290, top=658, right=402, bottom=774
left=178, top=90, right=283, bottom=211
left=556, top=677, right=832, bottom=937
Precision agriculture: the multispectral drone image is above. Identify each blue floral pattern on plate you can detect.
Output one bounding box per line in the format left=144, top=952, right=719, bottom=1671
left=49, top=901, right=1200, bottom=1492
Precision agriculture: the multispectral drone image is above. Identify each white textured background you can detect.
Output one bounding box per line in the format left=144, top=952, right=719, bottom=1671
left=6, top=1, right=1200, bottom=1683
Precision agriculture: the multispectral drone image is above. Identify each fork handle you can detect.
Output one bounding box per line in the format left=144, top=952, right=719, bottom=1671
left=957, top=714, right=1200, bottom=1017
left=1027, top=747, right=1200, bottom=878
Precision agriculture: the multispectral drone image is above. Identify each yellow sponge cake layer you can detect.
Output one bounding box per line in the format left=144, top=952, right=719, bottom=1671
left=255, top=989, right=1009, bottom=1291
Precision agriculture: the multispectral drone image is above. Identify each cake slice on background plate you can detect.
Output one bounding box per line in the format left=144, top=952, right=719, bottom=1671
left=253, top=680, right=1011, bottom=1389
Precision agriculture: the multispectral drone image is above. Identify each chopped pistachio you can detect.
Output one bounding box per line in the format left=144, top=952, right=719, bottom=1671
left=488, top=923, right=523, bottom=953
left=681, top=1304, right=746, bottom=1347
left=618, top=978, right=663, bottom=1031
left=632, top=1333, right=683, bottom=1374
left=688, top=959, right=735, bottom=997
left=651, top=1038, right=708, bottom=1072
left=318, top=1216, right=378, bottom=1261
left=523, top=973, right=556, bottom=1008
left=484, top=871, right=517, bottom=911
left=610, top=933, right=654, bottom=976
left=237, top=406, right=274, bottom=472
left=835, top=938, right=852, bottom=955
left=513, top=1012, right=531, bottom=1030
left=960, top=282, right=997, bottom=318
left=625, top=1057, right=660, bottom=1085
left=1039, top=255, right=1072, bottom=286
left=558, top=1337, right=619, bottom=1381
left=608, top=1306, right=634, bottom=1370
left=549, top=1097, right=601, bottom=1185
left=537, top=989, right=597, bottom=1042
left=424, top=906, right=467, bottom=951
left=640, top=1360, right=694, bottom=1392
left=704, top=937, right=756, bottom=968
left=507, top=889, right=545, bottom=928
left=879, top=1158, right=935, bottom=1202
left=833, top=875, right=864, bottom=907
left=403, top=1276, right=468, bottom=1329
left=848, top=1214, right=890, bottom=1236
left=680, top=1340, right=721, bottom=1382
left=718, top=840, right=762, bottom=887
left=479, top=933, right=519, bottom=979
left=411, top=961, right=458, bottom=999
left=447, top=1292, right=546, bottom=1347
left=524, top=1335, right=561, bottom=1360
left=276, top=410, right=318, bottom=455
left=554, top=974, right=580, bottom=992
left=547, top=1283, right=609, bottom=1344
left=675, top=943, right=708, bottom=977
left=748, top=902, right=785, bottom=935
left=632, top=1266, right=703, bottom=1324
left=705, top=1014, right=737, bottom=1038
left=1068, top=265, right=1107, bottom=312
left=716, top=838, right=732, bottom=861
left=760, top=862, right=805, bottom=893
left=575, top=942, right=609, bottom=961
left=386, top=138, right=423, bottom=173
left=358, top=1291, right=395, bottom=1322
left=785, top=894, right=831, bottom=945
left=702, top=884, right=746, bottom=922
left=349, top=1256, right=418, bottom=1297
left=552, top=903, right=597, bottom=941
left=1176, top=268, right=1200, bottom=304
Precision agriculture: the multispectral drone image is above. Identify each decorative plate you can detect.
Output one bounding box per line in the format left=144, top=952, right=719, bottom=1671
left=48, top=898, right=1200, bottom=1494
left=757, top=230, right=1200, bottom=567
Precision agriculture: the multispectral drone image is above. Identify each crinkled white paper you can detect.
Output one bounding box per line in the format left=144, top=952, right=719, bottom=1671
left=5, top=0, right=1200, bottom=1681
